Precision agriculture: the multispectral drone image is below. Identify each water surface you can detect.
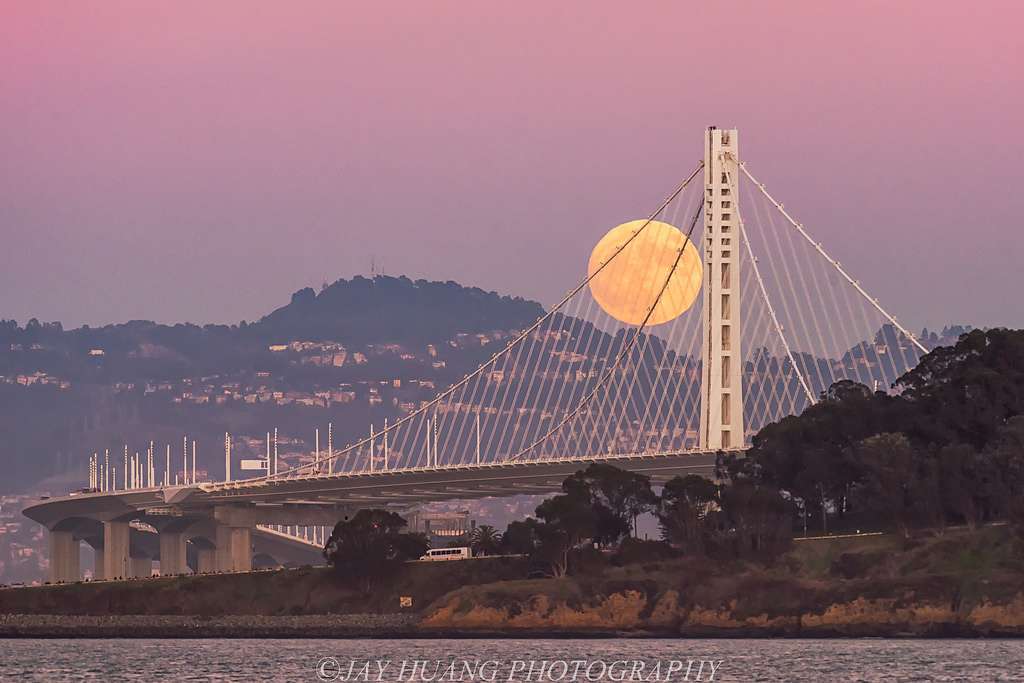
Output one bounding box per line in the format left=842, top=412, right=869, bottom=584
left=1, top=638, right=1021, bottom=681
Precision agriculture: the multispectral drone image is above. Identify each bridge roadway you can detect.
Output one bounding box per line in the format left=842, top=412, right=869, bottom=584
left=23, top=450, right=721, bottom=583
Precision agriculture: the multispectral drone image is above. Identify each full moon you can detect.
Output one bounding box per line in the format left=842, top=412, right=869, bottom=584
left=587, top=219, right=703, bottom=326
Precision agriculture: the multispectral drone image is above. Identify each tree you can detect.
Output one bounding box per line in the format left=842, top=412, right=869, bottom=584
left=980, top=416, right=1024, bottom=538
left=470, top=524, right=502, bottom=556
left=535, top=480, right=596, bottom=551
left=533, top=523, right=572, bottom=577
left=716, top=479, right=793, bottom=561
left=497, top=518, right=573, bottom=576
left=566, top=463, right=658, bottom=542
left=501, top=519, right=542, bottom=555
left=743, top=381, right=892, bottom=534
left=897, top=329, right=1024, bottom=449
left=937, top=443, right=987, bottom=531
left=323, top=509, right=428, bottom=594
left=854, top=433, right=918, bottom=539
left=659, top=474, right=719, bottom=556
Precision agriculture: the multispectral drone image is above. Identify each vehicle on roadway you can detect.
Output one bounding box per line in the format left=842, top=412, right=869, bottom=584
left=419, top=547, right=472, bottom=561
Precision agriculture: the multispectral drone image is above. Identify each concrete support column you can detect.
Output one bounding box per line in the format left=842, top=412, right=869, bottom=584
left=130, top=557, right=152, bottom=578
left=215, top=524, right=253, bottom=573
left=196, top=548, right=216, bottom=574
left=47, top=530, right=80, bottom=583
left=213, top=505, right=255, bottom=573
left=158, top=532, right=190, bottom=575
left=103, top=521, right=131, bottom=580
left=83, top=540, right=104, bottom=580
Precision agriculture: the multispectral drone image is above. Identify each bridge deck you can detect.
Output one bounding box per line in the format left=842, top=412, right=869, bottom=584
left=23, top=451, right=724, bottom=527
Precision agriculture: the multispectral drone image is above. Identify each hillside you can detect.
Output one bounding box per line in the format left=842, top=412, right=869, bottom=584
left=0, top=276, right=543, bottom=380
left=0, top=276, right=544, bottom=494
left=255, top=276, right=543, bottom=346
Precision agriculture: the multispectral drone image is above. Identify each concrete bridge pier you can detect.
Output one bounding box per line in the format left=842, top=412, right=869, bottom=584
left=131, top=557, right=153, bottom=578
left=158, top=532, right=190, bottom=576
left=47, top=529, right=80, bottom=583
left=196, top=547, right=216, bottom=573
left=82, top=538, right=104, bottom=580
left=103, top=521, right=131, bottom=580
left=214, top=505, right=255, bottom=573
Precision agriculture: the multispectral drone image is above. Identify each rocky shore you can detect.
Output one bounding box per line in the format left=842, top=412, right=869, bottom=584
left=417, top=590, right=1024, bottom=639
left=4, top=598, right=1024, bottom=638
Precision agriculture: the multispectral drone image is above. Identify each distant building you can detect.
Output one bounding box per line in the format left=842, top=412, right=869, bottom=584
left=406, top=510, right=475, bottom=541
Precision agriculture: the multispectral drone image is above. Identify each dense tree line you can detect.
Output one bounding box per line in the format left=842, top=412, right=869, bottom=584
left=726, top=328, right=1024, bottom=540
left=491, top=464, right=794, bottom=577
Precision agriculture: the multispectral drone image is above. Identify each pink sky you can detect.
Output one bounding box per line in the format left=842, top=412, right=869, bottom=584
left=1, top=2, right=1022, bottom=329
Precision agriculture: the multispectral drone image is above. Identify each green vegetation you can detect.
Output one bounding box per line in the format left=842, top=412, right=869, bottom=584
left=322, top=509, right=428, bottom=594
left=489, top=461, right=793, bottom=579
left=469, top=525, right=502, bottom=556
left=727, top=328, right=1024, bottom=541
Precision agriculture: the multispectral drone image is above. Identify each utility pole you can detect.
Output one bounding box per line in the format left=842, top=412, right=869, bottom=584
left=224, top=432, right=231, bottom=483
left=433, top=412, right=439, bottom=467
left=424, top=419, right=430, bottom=467
left=327, top=422, right=333, bottom=475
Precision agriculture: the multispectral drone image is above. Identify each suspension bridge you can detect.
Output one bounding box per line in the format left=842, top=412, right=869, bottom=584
left=24, top=127, right=927, bottom=582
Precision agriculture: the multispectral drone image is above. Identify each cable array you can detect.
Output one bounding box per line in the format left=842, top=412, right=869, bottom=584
left=226, top=153, right=927, bottom=485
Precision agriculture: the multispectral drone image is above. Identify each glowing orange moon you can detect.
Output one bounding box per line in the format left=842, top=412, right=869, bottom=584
left=587, top=219, right=702, bottom=326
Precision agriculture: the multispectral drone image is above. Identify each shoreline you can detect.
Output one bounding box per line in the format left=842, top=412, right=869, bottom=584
left=2, top=614, right=1022, bottom=639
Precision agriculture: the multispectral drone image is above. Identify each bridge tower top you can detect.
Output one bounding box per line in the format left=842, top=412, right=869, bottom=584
left=700, top=127, right=744, bottom=450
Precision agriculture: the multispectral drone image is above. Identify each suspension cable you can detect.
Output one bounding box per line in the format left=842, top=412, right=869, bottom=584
left=252, top=161, right=706, bottom=482
left=740, top=163, right=927, bottom=354
left=508, top=195, right=705, bottom=461
left=724, top=164, right=816, bottom=405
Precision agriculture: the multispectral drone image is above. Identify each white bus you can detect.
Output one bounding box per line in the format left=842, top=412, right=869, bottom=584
left=420, top=547, right=472, bottom=561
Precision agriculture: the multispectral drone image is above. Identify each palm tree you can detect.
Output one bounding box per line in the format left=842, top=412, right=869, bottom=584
left=470, top=525, right=502, bottom=557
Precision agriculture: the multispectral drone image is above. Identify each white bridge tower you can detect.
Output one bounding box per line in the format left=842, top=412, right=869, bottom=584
left=699, top=126, right=744, bottom=450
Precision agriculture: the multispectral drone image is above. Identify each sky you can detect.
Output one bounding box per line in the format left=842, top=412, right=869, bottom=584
left=1, top=2, right=1022, bottom=332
